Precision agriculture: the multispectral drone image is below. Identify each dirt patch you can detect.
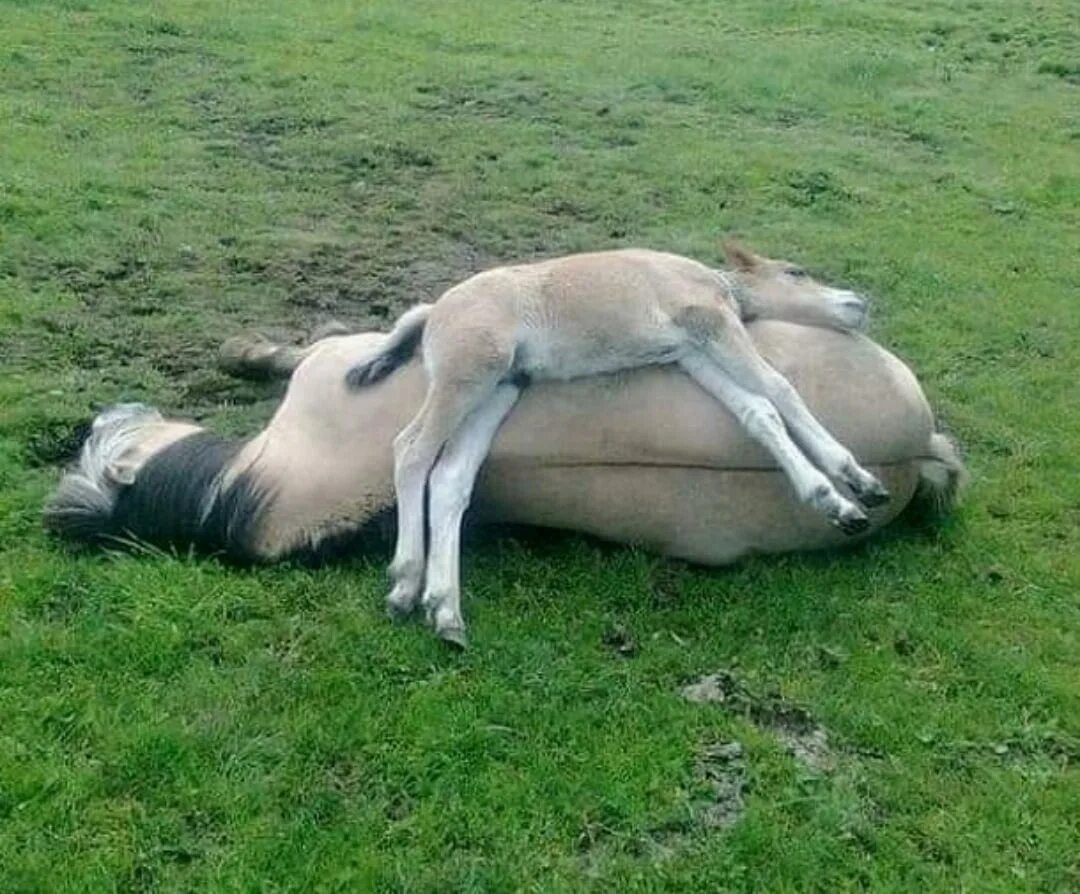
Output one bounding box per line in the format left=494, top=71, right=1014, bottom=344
left=600, top=623, right=638, bottom=657
left=692, top=740, right=748, bottom=829
left=576, top=736, right=748, bottom=874
left=190, top=85, right=343, bottom=174
left=681, top=670, right=837, bottom=773
left=245, top=237, right=497, bottom=329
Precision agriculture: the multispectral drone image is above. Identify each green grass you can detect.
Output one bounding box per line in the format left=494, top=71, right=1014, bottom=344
left=1, top=0, right=1078, bottom=890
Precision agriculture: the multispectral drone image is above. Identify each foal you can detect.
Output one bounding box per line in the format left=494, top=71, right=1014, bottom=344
left=345, top=242, right=889, bottom=645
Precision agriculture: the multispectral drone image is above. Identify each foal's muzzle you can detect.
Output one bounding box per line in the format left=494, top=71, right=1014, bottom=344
left=824, top=289, right=870, bottom=332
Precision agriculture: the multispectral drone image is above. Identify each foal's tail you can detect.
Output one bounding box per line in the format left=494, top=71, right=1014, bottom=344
left=344, top=303, right=432, bottom=388
left=910, top=432, right=969, bottom=519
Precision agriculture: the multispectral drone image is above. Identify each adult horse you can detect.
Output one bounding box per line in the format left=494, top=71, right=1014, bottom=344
left=45, top=319, right=965, bottom=582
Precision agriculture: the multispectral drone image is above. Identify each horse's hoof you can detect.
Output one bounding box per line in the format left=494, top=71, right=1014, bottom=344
left=437, top=625, right=469, bottom=650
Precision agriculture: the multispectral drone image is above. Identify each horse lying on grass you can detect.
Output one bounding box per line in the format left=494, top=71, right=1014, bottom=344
left=44, top=254, right=965, bottom=647
left=340, top=242, right=950, bottom=644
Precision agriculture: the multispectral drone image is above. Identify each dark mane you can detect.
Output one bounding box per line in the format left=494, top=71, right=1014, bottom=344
left=46, top=424, right=396, bottom=565
left=108, top=432, right=273, bottom=561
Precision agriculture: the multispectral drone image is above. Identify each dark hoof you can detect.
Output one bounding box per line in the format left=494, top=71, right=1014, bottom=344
left=855, top=484, right=891, bottom=509
left=437, top=625, right=469, bottom=650
left=834, top=510, right=870, bottom=536
left=386, top=598, right=416, bottom=622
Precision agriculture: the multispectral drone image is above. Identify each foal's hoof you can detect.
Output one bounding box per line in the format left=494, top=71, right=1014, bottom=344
left=385, top=586, right=419, bottom=621
left=854, top=480, right=891, bottom=509
left=386, top=600, right=413, bottom=622
left=833, top=509, right=871, bottom=536
left=436, top=624, right=469, bottom=650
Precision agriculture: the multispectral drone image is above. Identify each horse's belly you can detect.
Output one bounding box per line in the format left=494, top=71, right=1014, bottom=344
left=473, top=460, right=920, bottom=565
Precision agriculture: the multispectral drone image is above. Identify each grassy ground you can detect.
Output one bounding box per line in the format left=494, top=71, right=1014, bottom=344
left=1, top=0, right=1078, bottom=890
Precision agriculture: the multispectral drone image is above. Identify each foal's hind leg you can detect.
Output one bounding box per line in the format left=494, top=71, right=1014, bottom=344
left=385, top=339, right=516, bottom=619
left=685, top=309, right=890, bottom=510
left=422, top=383, right=522, bottom=647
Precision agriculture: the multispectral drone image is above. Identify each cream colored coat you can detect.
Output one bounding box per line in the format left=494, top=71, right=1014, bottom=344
left=233, top=320, right=935, bottom=564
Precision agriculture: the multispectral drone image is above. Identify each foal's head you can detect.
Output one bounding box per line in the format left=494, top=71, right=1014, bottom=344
left=722, top=241, right=869, bottom=332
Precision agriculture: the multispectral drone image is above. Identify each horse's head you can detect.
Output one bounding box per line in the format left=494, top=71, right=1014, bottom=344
left=43, top=403, right=204, bottom=544
left=722, top=240, right=870, bottom=332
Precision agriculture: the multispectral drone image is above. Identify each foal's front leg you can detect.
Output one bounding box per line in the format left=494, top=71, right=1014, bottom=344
left=422, top=383, right=522, bottom=647
left=680, top=353, right=871, bottom=533
left=702, top=321, right=890, bottom=508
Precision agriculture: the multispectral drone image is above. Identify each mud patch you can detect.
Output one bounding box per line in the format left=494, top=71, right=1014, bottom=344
left=249, top=237, right=498, bottom=327
left=600, top=623, right=638, bottom=657
left=692, top=740, right=748, bottom=829
left=681, top=670, right=837, bottom=773
left=576, top=736, right=748, bottom=875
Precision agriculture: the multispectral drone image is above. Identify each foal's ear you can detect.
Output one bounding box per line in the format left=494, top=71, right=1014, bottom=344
left=722, top=239, right=760, bottom=273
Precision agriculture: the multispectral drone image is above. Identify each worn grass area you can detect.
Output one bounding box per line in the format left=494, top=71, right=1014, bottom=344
left=1, top=0, right=1078, bottom=890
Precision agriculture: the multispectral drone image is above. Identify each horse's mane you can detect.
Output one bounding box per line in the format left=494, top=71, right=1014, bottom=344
left=46, top=430, right=275, bottom=561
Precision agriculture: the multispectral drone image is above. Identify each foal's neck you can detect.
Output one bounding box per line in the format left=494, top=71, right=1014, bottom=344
left=714, top=268, right=753, bottom=321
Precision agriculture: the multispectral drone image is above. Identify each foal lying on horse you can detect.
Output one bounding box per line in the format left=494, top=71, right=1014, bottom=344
left=343, top=242, right=895, bottom=644
left=45, top=246, right=966, bottom=646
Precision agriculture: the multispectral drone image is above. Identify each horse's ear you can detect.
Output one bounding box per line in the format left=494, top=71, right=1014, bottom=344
left=105, top=450, right=140, bottom=486
left=722, top=239, right=760, bottom=273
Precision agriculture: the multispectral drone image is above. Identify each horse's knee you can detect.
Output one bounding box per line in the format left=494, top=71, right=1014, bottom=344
left=393, top=421, right=443, bottom=481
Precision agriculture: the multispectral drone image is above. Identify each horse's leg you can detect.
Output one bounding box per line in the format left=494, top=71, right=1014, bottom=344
left=386, top=345, right=515, bottom=620
left=694, top=316, right=890, bottom=508
left=680, top=352, right=870, bottom=533
left=217, top=322, right=350, bottom=380
left=422, top=383, right=522, bottom=647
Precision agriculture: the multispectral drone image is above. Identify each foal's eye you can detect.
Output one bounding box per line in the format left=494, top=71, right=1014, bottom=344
left=786, top=267, right=807, bottom=279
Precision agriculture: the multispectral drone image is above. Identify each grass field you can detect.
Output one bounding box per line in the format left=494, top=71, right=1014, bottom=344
left=1, top=0, right=1078, bottom=890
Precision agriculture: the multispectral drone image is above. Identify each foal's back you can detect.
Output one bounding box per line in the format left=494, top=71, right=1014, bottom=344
left=426, top=249, right=734, bottom=380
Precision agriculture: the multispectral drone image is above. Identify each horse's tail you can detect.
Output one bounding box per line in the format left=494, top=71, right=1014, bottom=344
left=344, top=303, right=432, bottom=388
left=910, top=432, right=969, bottom=519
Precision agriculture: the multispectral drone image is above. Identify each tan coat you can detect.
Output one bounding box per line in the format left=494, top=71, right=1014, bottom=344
left=236, top=320, right=934, bottom=565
